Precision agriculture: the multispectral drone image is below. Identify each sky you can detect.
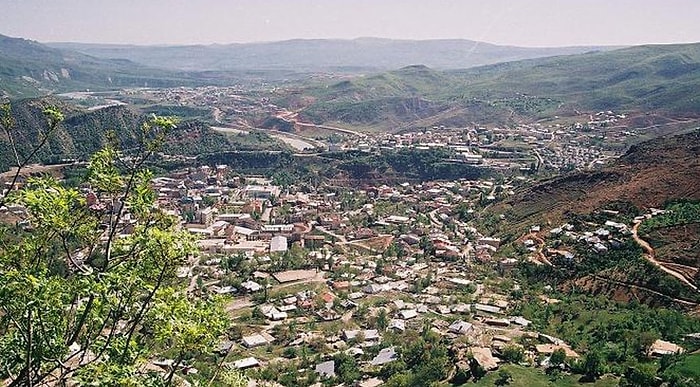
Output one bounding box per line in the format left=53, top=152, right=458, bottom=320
left=1, top=0, right=699, bottom=47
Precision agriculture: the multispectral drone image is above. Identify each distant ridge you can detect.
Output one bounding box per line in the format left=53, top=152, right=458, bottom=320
left=46, top=37, right=617, bottom=72
left=274, top=41, right=700, bottom=131
left=0, top=34, right=214, bottom=98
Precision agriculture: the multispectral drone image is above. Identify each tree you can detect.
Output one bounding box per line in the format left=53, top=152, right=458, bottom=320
left=380, top=360, right=406, bottom=380
left=377, top=308, right=389, bottom=330
left=398, top=333, right=451, bottom=385
left=218, top=369, right=249, bottom=387
left=0, top=110, right=228, bottom=385
left=581, top=349, right=605, bottom=381
left=333, top=353, right=361, bottom=384
left=419, top=236, right=435, bottom=257
left=549, top=348, right=567, bottom=369
left=501, top=345, right=525, bottom=364
left=620, top=364, right=660, bottom=387
left=0, top=104, right=63, bottom=206
left=143, top=288, right=227, bottom=384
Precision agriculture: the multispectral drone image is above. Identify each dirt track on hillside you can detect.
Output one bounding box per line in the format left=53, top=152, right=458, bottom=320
left=632, top=222, right=699, bottom=292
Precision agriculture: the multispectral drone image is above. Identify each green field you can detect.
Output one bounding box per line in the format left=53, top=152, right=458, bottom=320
left=461, top=365, right=619, bottom=387
left=665, top=353, right=700, bottom=381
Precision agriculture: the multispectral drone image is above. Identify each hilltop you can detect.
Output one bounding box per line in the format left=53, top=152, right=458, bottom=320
left=490, top=129, right=700, bottom=308
left=495, top=129, right=700, bottom=233
left=450, top=42, right=700, bottom=112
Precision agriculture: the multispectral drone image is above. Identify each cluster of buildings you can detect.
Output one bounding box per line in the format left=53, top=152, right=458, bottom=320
left=3, top=91, right=687, bottom=385
left=129, top=163, right=620, bottom=384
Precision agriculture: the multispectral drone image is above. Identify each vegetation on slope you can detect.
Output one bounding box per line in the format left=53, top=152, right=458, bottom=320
left=0, top=97, right=284, bottom=172
left=285, top=43, right=700, bottom=130
left=494, top=129, right=700, bottom=234
left=450, top=43, right=700, bottom=112
left=518, top=293, right=700, bottom=386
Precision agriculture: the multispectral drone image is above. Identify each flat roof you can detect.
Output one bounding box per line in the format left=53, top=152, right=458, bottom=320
left=272, top=269, right=317, bottom=283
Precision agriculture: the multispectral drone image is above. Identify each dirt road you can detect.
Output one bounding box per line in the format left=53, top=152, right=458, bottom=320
left=632, top=221, right=699, bottom=292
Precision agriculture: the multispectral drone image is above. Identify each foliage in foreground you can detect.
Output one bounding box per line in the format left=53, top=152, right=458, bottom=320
left=0, top=110, right=228, bottom=386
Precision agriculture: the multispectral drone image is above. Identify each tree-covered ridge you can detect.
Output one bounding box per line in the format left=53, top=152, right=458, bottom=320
left=0, top=97, right=281, bottom=173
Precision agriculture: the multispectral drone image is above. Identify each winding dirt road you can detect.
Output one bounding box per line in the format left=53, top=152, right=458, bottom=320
left=632, top=221, right=699, bottom=292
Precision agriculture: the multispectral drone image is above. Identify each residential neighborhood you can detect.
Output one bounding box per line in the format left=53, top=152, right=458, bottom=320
left=3, top=155, right=674, bottom=386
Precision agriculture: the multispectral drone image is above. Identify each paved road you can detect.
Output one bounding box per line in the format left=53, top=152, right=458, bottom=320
left=276, top=110, right=366, bottom=138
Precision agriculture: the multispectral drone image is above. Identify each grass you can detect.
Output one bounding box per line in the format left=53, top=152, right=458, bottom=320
left=459, top=365, right=619, bottom=387
left=643, top=223, right=700, bottom=267
left=666, top=353, right=700, bottom=381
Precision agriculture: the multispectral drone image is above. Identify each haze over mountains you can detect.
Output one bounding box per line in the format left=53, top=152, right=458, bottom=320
left=3, top=1, right=700, bottom=384
left=3, top=31, right=700, bottom=143
left=47, top=37, right=615, bottom=72
left=4, top=33, right=700, bottom=118
left=0, top=34, right=216, bottom=98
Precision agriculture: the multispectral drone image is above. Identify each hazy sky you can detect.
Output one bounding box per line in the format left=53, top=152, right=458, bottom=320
left=2, top=0, right=699, bottom=47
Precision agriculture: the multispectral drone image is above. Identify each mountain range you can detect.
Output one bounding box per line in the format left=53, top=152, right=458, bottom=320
left=0, top=34, right=222, bottom=98
left=4, top=33, right=700, bottom=123
left=47, top=37, right=615, bottom=72
left=3, top=33, right=700, bottom=168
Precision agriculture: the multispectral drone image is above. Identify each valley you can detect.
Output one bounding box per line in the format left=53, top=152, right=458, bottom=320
left=1, top=32, right=700, bottom=387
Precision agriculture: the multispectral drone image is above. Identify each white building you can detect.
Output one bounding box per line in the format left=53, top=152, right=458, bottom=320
left=269, top=235, right=288, bottom=253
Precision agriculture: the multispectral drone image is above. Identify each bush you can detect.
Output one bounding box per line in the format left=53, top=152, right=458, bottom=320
left=501, top=345, right=525, bottom=364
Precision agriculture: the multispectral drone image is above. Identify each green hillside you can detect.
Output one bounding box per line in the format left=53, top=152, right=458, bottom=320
left=484, top=129, right=700, bottom=307
left=295, top=65, right=507, bottom=130
left=450, top=43, right=700, bottom=112
left=0, top=98, right=282, bottom=172
left=288, top=43, right=700, bottom=130
left=492, top=129, right=700, bottom=235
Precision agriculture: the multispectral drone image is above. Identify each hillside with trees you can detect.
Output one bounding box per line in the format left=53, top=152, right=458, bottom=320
left=277, top=43, right=700, bottom=131
left=0, top=97, right=283, bottom=172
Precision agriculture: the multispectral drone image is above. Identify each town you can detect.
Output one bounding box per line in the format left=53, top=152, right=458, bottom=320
left=5, top=155, right=674, bottom=386
left=2, top=89, right=696, bottom=385
left=3, top=3, right=700, bottom=386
